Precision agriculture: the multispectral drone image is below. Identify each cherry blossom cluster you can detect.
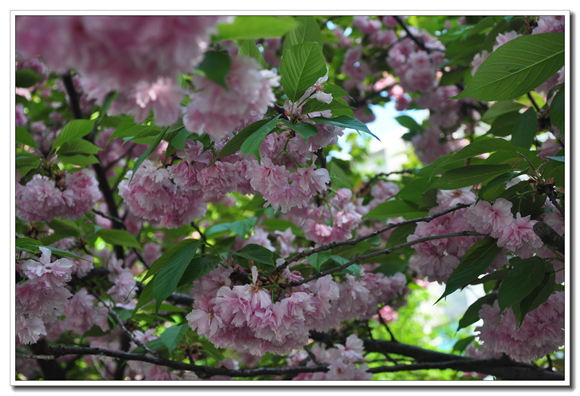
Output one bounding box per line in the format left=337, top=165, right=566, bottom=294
left=476, top=291, right=564, bottom=362
left=16, top=16, right=231, bottom=91
left=408, top=187, right=504, bottom=283
left=186, top=262, right=408, bottom=356
left=184, top=56, right=281, bottom=141
left=16, top=169, right=102, bottom=223
left=289, top=335, right=373, bottom=380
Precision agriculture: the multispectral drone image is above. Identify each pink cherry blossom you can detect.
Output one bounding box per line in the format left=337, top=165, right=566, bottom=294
left=183, top=56, right=280, bottom=141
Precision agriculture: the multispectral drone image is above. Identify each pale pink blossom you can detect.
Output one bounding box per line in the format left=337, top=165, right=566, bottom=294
left=183, top=55, right=280, bottom=141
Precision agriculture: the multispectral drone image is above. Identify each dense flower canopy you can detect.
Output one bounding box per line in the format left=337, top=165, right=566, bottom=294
left=13, top=14, right=567, bottom=383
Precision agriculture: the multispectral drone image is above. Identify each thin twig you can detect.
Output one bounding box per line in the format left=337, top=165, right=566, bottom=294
left=273, top=202, right=472, bottom=276
left=92, top=209, right=126, bottom=229
left=304, top=344, right=323, bottom=366
left=286, top=231, right=483, bottom=287
left=90, top=292, right=159, bottom=358
left=131, top=247, right=151, bottom=269
left=376, top=308, right=398, bottom=343
left=16, top=353, right=55, bottom=360
left=527, top=92, right=541, bottom=112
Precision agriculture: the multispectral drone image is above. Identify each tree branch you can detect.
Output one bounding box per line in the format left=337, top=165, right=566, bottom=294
left=43, top=344, right=329, bottom=379
left=61, top=72, right=125, bottom=260
left=287, top=230, right=482, bottom=287
left=533, top=221, right=564, bottom=254
left=91, top=292, right=160, bottom=358
left=273, top=203, right=472, bottom=276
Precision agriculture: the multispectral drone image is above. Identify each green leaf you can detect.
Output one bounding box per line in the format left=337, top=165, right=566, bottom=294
left=452, top=336, right=477, bottom=353
left=395, top=178, right=433, bottom=205
left=229, top=217, right=258, bottom=237
left=177, top=257, right=220, bottom=288
left=301, top=98, right=352, bottom=116
left=232, top=244, right=275, bottom=268
left=199, top=337, right=225, bottom=362
left=130, top=338, right=167, bottom=355
left=514, top=271, right=555, bottom=328
left=497, top=257, right=548, bottom=313
left=143, top=239, right=199, bottom=282
left=57, top=139, right=102, bottom=156
left=550, top=88, right=565, bottom=134
left=216, top=119, right=270, bottom=159
left=166, top=127, right=189, bottom=150
left=309, top=115, right=380, bottom=141
left=15, top=153, right=40, bottom=169
left=478, top=171, right=522, bottom=201
left=457, top=294, right=497, bottom=331
left=328, top=162, right=352, bottom=189
left=546, top=155, right=565, bottom=162
left=161, top=325, right=189, bottom=355
left=469, top=269, right=509, bottom=285
left=439, top=66, right=469, bottom=87
left=416, top=154, right=465, bottom=180
left=205, top=223, right=232, bottom=238
left=134, top=281, right=155, bottom=313
left=481, top=101, right=525, bottom=125
left=43, top=246, right=91, bottom=262
left=113, top=307, right=133, bottom=323
left=487, top=111, right=521, bottom=138
left=238, top=39, right=267, bottom=68
left=395, top=115, right=422, bottom=131
left=58, top=154, right=100, bottom=166
left=15, top=127, right=37, bottom=148
left=194, top=51, right=231, bottom=90
left=153, top=242, right=199, bottom=313
left=240, top=115, right=281, bottom=162
left=344, top=263, right=362, bottom=278
left=323, top=83, right=351, bottom=99
left=438, top=237, right=502, bottom=302
left=418, top=188, right=439, bottom=211
left=16, top=69, right=42, bottom=88
left=282, top=16, right=323, bottom=53
left=130, top=128, right=167, bottom=183
left=511, top=107, right=537, bottom=149
left=453, top=33, right=565, bottom=101
left=430, top=164, right=514, bottom=190
left=434, top=138, right=516, bottom=173
left=259, top=219, right=302, bottom=236
left=280, top=42, right=327, bottom=102
left=280, top=119, right=319, bottom=143
left=214, top=16, right=298, bottom=41
left=307, top=250, right=331, bottom=272
left=96, top=229, right=142, bottom=250
left=108, top=116, right=139, bottom=144
left=48, top=219, right=80, bottom=237
left=364, top=200, right=428, bottom=220
left=386, top=223, right=417, bottom=248
left=52, top=120, right=95, bottom=149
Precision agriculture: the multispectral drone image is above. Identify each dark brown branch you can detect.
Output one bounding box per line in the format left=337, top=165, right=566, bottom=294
left=43, top=344, right=329, bottom=379
left=527, top=92, right=541, bottom=112
left=362, top=339, right=564, bottom=380
left=61, top=72, right=125, bottom=260
left=287, top=230, right=482, bottom=287
left=545, top=188, right=565, bottom=217
left=273, top=203, right=472, bottom=276
left=533, top=221, right=564, bottom=254
left=92, top=209, right=125, bottom=229
left=376, top=308, right=398, bottom=343
left=270, top=103, right=290, bottom=120
left=91, top=292, right=159, bottom=358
